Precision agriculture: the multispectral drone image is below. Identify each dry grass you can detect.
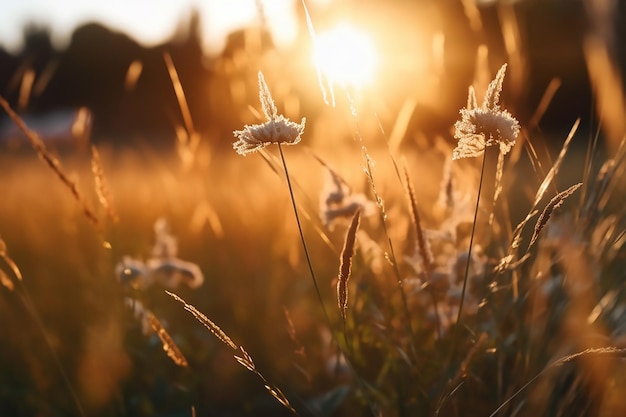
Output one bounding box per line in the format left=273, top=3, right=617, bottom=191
left=1, top=106, right=624, bottom=417
left=1, top=4, right=625, bottom=417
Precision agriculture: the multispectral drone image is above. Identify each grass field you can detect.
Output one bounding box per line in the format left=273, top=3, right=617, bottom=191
left=0, top=140, right=444, bottom=413
left=1, top=3, right=626, bottom=416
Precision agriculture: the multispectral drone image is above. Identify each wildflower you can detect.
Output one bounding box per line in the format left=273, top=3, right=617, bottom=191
left=233, top=71, right=306, bottom=156
left=453, top=64, right=520, bottom=160
left=115, top=218, right=204, bottom=290
left=146, top=257, right=204, bottom=289
left=319, top=167, right=376, bottom=230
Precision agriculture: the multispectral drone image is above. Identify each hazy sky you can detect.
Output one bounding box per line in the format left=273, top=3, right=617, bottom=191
left=0, top=0, right=300, bottom=54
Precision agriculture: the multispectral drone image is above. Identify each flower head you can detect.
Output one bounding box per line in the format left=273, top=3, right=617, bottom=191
left=234, top=115, right=306, bottom=155
left=319, top=167, right=376, bottom=230
left=233, top=71, right=306, bottom=156
left=115, top=218, right=204, bottom=290
left=453, top=64, right=520, bottom=160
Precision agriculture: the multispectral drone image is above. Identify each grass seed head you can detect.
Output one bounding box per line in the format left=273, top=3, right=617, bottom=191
left=337, top=209, right=361, bottom=316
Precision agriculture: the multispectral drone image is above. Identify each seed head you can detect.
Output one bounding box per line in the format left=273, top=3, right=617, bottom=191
left=453, top=64, right=520, bottom=160
left=234, top=115, right=306, bottom=156
left=233, top=71, right=306, bottom=156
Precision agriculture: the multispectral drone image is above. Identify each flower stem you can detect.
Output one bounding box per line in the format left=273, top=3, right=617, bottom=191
left=277, top=144, right=331, bottom=327
left=277, top=144, right=380, bottom=415
left=455, top=148, right=488, bottom=334
left=439, top=148, right=489, bottom=413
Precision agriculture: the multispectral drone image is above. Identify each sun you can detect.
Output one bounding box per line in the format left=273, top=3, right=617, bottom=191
left=313, top=24, right=378, bottom=89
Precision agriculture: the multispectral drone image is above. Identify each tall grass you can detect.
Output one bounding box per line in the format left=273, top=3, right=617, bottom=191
left=1, top=3, right=625, bottom=417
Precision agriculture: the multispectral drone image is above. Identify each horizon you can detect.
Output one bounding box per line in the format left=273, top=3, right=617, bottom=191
left=0, top=0, right=300, bottom=56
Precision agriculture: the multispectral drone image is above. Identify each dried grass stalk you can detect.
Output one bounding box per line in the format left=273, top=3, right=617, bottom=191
left=0, top=237, right=23, bottom=282
left=164, top=53, right=202, bottom=170
left=496, top=121, right=581, bottom=273
left=166, top=291, right=238, bottom=350
left=91, top=146, right=119, bottom=223
left=163, top=52, right=195, bottom=135
left=583, top=136, right=626, bottom=220
left=583, top=37, right=626, bottom=154
left=532, top=119, right=579, bottom=208
left=283, top=307, right=306, bottom=358
left=0, top=96, right=99, bottom=226
left=234, top=346, right=295, bottom=412
left=301, top=0, right=335, bottom=106
left=528, top=78, right=562, bottom=130
left=403, top=165, right=434, bottom=274
left=146, top=311, right=188, bottom=367
left=263, top=384, right=294, bottom=413
left=0, top=270, right=14, bottom=291
left=168, top=291, right=294, bottom=412
left=234, top=346, right=256, bottom=372
left=489, top=345, right=626, bottom=417
left=529, top=182, right=582, bottom=247
left=556, top=346, right=626, bottom=364
left=489, top=151, right=505, bottom=226
left=257, top=71, right=278, bottom=120
left=337, top=209, right=361, bottom=316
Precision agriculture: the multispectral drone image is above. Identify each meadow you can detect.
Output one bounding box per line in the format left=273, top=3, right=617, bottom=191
left=1, top=2, right=626, bottom=417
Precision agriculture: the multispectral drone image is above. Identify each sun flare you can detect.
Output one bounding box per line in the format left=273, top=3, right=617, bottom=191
left=313, top=24, right=378, bottom=89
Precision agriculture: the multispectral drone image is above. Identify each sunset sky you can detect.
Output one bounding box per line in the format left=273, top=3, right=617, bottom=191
left=0, top=0, right=301, bottom=54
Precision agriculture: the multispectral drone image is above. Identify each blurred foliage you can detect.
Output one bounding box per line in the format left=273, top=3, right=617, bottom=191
left=0, top=1, right=625, bottom=416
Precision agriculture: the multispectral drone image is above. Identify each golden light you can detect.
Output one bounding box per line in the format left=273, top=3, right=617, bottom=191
left=313, top=24, right=378, bottom=89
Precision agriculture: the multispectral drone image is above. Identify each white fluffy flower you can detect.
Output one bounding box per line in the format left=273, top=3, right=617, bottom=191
left=233, top=115, right=305, bottom=156
left=233, top=71, right=306, bottom=156
left=453, top=64, right=520, bottom=160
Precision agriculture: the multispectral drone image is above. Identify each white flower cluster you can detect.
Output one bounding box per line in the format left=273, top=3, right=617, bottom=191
left=453, top=64, right=520, bottom=160
left=233, top=71, right=306, bottom=156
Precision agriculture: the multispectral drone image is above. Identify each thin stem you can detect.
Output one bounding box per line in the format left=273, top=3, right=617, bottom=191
left=351, top=91, right=418, bottom=361
left=343, top=91, right=417, bottom=361
left=277, top=144, right=379, bottom=416
left=429, top=289, right=442, bottom=341
left=277, top=144, right=330, bottom=326
left=362, top=151, right=418, bottom=360
left=342, top=314, right=351, bottom=357
left=438, top=150, right=489, bottom=413
left=455, top=149, right=488, bottom=328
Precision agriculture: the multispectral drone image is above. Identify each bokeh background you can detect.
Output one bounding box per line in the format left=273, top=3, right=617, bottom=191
left=0, top=0, right=623, bottom=148
left=0, top=1, right=624, bottom=416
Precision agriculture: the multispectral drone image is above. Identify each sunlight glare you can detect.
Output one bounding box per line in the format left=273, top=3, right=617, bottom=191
left=313, top=24, right=378, bottom=89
